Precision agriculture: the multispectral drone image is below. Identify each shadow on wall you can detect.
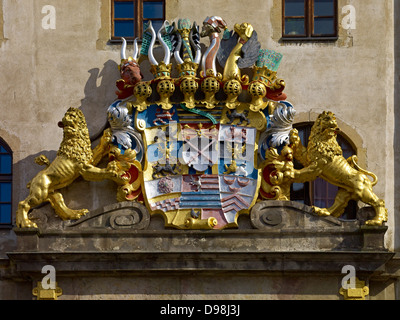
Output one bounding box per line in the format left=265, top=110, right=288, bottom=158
left=80, top=59, right=120, bottom=140
left=395, top=0, right=400, bottom=250
left=12, top=60, right=122, bottom=226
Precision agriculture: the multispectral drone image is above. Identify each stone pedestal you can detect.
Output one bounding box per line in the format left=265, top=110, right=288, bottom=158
left=7, top=201, right=394, bottom=300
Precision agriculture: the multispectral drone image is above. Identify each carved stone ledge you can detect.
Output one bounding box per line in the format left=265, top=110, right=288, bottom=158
left=12, top=200, right=390, bottom=254
left=8, top=251, right=395, bottom=277
left=361, top=225, right=388, bottom=251
left=250, top=200, right=346, bottom=230
left=65, top=201, right=151, bottom=231
left=13, top=228, right=39, bottom=252
left=8, top=200, right=394, bottom=295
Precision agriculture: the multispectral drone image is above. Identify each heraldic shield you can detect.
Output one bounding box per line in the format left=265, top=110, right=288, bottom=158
left=135, top=103, right=262, bottom=230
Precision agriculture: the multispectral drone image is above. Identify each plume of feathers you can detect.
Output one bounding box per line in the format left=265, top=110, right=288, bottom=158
left=217, top=30, right=261, bottom=69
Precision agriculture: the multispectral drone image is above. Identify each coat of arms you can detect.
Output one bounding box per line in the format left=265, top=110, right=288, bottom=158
left=126, top=18, right=280, bottom=229
left=16, top=17, right=388, bottom=230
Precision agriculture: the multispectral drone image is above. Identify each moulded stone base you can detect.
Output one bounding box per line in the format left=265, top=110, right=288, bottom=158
left=6, top=200, right=395, bottom=300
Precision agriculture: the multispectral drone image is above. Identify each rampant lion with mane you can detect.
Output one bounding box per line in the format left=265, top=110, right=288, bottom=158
left=16, top=107, right=119, bottom=228
left=289, top=111, right=388, bottom=226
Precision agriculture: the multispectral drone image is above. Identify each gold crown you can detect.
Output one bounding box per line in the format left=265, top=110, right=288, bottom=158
left=150, top=61, right=172, bottom=79
left=177, top=61, right=199, bottom=78
left=252, top=66, right=278, bottom=87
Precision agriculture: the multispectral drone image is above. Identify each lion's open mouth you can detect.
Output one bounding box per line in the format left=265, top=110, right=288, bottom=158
left=59, top=117, right=77, bottom=132
left=59, top=121, right=77, bottom=134
left=331, top=126, right=340, bottom=134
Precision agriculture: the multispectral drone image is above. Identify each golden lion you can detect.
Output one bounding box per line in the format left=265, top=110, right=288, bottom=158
left=16, top=107, right=119, bottom=228
left=289, top=111, right=388, bottom=226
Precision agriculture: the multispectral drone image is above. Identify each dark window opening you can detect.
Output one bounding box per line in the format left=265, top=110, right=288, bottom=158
left=0, top=138, right=12, bottom=226
left=282, top=0, right=338, bottom=40
left=112, top=0, right=165, bottom=40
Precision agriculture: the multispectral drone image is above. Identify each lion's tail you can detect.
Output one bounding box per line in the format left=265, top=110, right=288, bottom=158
left=27, top=155, right=50, bottom=189
left=35, top=155, right=50, bottom=168
left=348, top=155, right=378, bottom=186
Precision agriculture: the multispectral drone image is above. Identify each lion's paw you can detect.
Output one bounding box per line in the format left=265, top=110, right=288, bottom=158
left=365, top=217, right=386, bottom=226
left=365, top=219, right=382, bottom=226
left=67, top=209, right=89, bottom=221
left=16, top=218, right=38, bottom=229
left=107, top=161, right=119, bottom=175
left=312, top=206, right=331, bottom=217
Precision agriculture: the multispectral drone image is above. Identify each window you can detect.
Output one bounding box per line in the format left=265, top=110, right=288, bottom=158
left=0, top=138, right=12, bottom=225
left=290, top=124, right=357, bottom=219
left=282, top=0, right=338, bottom=40
left=111, top=0, right=165, bottom=40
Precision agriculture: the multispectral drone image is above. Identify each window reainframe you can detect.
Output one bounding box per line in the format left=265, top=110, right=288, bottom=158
left=0, top=138, right=12, bottom=227
left=282, top=0, right=338, bottom=41
left=111, top=0, right=166, bottom=41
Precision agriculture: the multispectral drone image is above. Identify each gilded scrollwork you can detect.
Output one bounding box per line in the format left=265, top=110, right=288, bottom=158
left=259, top=146, right=295, bottom=201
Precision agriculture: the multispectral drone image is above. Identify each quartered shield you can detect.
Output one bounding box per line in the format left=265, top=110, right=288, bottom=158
left=135, top=103, right=261, bottom=229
